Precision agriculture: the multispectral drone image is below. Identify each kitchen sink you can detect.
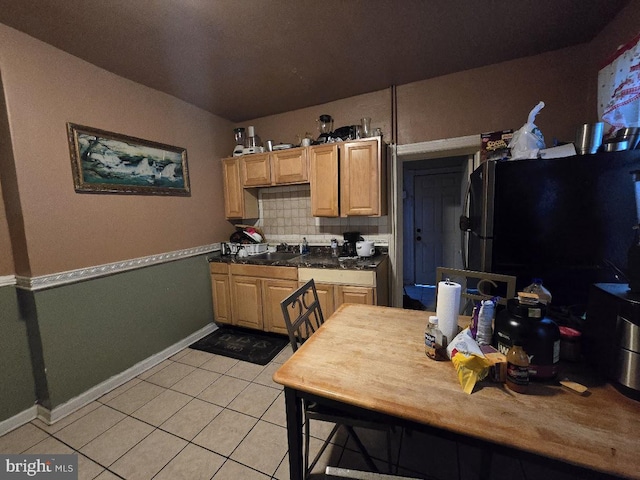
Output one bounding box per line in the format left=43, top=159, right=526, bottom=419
left=249, top=252, right=300, bottom=261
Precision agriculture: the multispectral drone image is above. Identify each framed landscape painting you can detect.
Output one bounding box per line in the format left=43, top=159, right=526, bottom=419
left=67, top=123, right=190, bottom=196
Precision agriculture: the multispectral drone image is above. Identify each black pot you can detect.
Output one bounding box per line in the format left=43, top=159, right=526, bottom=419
left=343, top=231, right=363, bottom=243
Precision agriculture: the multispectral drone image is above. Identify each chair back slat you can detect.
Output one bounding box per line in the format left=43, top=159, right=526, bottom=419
left=435, top=267, right=517, bottom=315
left=281, top=279, right=325, bottom=352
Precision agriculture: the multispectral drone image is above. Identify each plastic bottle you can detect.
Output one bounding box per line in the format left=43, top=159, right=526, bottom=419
left=425, top=315, right=444, bottom=360
left=300, top=237, right=309, bottom=255
left=506, top=343, right=530, bottom=393
left=476, top=299, right=495, bottom=346
left=331, top=238, right=339, bottom=257
left=523, top=278, right=552, bottom=305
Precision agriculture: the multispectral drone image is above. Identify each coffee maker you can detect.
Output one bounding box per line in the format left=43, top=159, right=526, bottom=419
left=341, top=231, right=363, bottom=257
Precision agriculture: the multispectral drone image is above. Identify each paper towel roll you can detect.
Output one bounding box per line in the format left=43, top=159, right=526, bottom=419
left=436, top=281, right=461, bottom=344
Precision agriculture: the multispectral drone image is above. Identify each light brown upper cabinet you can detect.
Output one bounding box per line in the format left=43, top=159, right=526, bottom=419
left=310, top=137, right=387, bottom=217
left=222, top=157, right=259, bottom=220
left=309, top=143, right=340, bottom=217
left=271, top=147, right=309, bottom=184
left=340, top=139, right=387, bottom=216
left=241, top=147, right=308, bottom=187
left=241, top=153, right=271, bottom=187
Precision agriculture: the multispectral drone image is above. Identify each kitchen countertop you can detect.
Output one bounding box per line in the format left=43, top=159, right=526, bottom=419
left=207, top=250, right=388, bottom=270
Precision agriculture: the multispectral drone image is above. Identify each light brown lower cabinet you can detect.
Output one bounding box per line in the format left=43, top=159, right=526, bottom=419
left=298, top=257, right=388, bottom=319
left=210, top=259, right=388, bottom=332
left=310, top=282, right=375, bottom=319
left=262, top=279, right=299, bottom=335
left=231, top=275, right=263, bottom=329
left=336, top=285, right=375, bottom=306
left=210, top=262, right=232, bottom=324
left=312, top=283, right=337, bottom=319
left=227, top=264, right=298, bottom=334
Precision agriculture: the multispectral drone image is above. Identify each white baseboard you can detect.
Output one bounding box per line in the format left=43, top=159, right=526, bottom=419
left=36, top=323, right=217, bottom=426
left=0, top=405, right=38, bottom=437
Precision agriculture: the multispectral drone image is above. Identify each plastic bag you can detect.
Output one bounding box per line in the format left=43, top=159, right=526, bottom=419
left=509, top=102, right=546, bottom=159
left=446, top=328, right=492, bottom=394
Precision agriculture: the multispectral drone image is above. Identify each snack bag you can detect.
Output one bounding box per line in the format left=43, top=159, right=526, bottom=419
left=451, top=353, right=491, bottom=394
left=509, top=102, right=546, bottom=159
left=446, top=328, right=492, bottom=394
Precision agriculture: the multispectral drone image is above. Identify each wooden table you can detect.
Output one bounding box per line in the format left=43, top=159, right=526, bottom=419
left=272, top=304, right=640, bottom=480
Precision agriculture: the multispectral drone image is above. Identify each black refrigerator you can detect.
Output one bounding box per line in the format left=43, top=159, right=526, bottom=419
left=467, top=150, right=640, bottom=309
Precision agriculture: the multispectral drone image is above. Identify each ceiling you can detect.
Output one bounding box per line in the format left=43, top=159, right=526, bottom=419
left=0, top=0, right=629, bottom=122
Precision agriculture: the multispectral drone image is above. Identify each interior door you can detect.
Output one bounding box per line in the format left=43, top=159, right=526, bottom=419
left=414, top=173, right=462, bottom=284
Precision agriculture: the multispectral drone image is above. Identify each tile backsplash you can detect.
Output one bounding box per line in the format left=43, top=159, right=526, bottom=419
left=254, top=185, right=390, bottom=246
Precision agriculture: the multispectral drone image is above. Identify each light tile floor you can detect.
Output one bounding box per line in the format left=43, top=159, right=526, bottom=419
left=0, top=345, right=615, bottom=480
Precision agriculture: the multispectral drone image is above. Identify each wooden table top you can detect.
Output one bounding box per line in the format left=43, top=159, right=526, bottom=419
left=273, top=304, right=640, bottom=479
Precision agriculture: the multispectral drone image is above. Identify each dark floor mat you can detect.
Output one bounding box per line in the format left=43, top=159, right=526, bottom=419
left=189, top=326, right=289, bottom=365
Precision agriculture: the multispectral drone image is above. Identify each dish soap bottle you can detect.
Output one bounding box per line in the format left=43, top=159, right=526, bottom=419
left=300, top=237, right=309, bottom=255
left=425, top=315, right=445, bottom=360
left=506, top=343, right=530, bottom=393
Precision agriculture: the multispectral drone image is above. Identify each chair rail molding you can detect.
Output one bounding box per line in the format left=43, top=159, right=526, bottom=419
left=15, top=243, right=220, bottom=291
left=0, top=275, right=16, bottom=288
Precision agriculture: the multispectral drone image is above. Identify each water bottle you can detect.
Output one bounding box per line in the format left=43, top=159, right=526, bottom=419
left=523, top=278, right=552, bottom=305
left=425, top=316, right=444, bottom=360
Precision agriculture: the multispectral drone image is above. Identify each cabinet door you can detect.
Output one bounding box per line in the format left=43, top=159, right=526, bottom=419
left=340, top=139, right=385, bottom=216
left=222, top=158, right=244, bottom=218
left=309, top=144, right=339, bottom=217
left=272, top=147, right=308, bottom=184
left=242, top=153, right=271, bottom=186
left=312, top=282, right=336, bottom=319
left=222, top=157, right=258, bottom=219
left=211, top=273, right=232, bottom=324
left=263, top=279, right=299, bottom=335
left=231, top=275, right=263, bottom=329
left=336, top=285, right=375, bottom=306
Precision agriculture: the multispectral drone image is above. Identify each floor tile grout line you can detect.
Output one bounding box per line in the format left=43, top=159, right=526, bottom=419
left=28, top=425, right=124, bottom=479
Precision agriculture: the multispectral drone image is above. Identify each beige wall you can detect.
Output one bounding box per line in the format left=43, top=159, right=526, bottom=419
left=243, top=0, right=640, bottom=149
left=0, top=181, right=13, bottom=276
left=0, top=24, right=235, bottom=277
left=397, top=44, right=592, bottom=145
left=238, top=89, right=393, bottom=147
left=244, top=43, right=595, bottom=148
left=3, top=1, right=638, bottom=277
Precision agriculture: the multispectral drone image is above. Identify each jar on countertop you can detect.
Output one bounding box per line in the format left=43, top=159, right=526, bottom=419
left=559, top=326, right=582, bottom=362
left=494, top=296, right=560, bottom=380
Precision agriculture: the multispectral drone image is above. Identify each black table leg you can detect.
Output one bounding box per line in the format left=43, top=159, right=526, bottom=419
left=284, top=387, right=303, bottom=480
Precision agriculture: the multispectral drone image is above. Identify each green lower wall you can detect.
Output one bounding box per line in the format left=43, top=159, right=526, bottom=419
left=1, top=254, right=213, bottom=421
left=0, top=285, right=36, bottom=421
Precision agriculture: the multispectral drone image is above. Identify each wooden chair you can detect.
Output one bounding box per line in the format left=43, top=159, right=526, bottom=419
left=281, top=279, right=393, bottom=477
left=435, top=267, right=516, bottom=315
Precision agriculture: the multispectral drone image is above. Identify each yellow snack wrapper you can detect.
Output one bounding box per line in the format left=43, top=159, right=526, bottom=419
left=451, top=352, right=492, bottom=394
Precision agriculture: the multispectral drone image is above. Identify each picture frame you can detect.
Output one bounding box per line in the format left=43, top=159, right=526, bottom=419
left=67, top=123, right=190, bottom=196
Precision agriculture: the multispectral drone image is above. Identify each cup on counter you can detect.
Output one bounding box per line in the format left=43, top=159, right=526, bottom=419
left=301, top=138, right=312, bottom=147
left=575, top=122, right=604, bottom=155
left=361, top=117, right=371, bottom=138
